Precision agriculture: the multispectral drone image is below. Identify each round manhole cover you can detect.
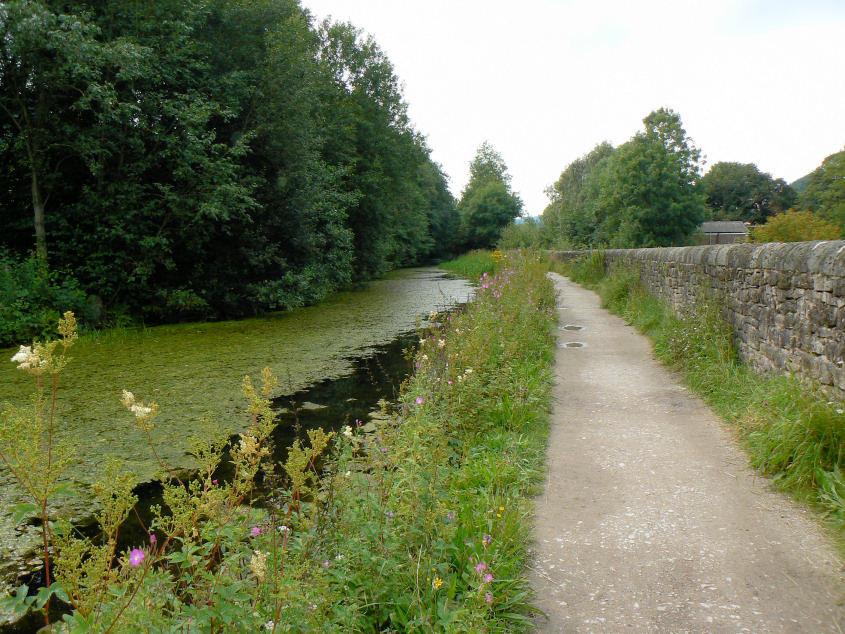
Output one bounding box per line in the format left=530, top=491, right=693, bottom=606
left=558, top=341, right=586, bottom=349
left=559, top=324, right=583, bottom=331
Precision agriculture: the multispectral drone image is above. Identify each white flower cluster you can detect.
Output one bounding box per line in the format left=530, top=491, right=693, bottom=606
left=121, top=389, right=157, bottom=428
left=457, top=367, right=473, bottom=383
left=10, top=345, right=47, bottom=371
left=342, top=425, right=353, bottom=439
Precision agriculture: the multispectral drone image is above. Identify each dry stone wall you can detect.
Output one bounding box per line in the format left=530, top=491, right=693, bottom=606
left=549, top=241, right=845, bottom=395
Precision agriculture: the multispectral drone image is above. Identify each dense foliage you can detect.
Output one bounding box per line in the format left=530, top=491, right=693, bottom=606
left=700, top=162, right=796, bottom=224
left=0, top=0, right=459, bottom=339
left=750, top=209, right=843, bottom=242
left=799, top=147, right=845, bottom=228
left=457, top=142, right=523, bottom=250
left=540, top=109, right=706, bottom=249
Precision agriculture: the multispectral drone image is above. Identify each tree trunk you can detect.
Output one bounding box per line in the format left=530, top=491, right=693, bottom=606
left=31, top=168, right=48, bottom=266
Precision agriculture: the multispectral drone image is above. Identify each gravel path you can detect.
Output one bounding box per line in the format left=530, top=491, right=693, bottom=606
left=529, top=273, right=845, bottom=633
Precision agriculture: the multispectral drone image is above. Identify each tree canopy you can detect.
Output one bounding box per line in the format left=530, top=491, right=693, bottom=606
left=0, top=0, right=459, bottom=332
left=700, top=162, right=796, bottom=224
left=457, top=142, right=522, bottom=250
left=799, top=147, right=845, bottom=227
left=540, top=108, right=706, bottom=248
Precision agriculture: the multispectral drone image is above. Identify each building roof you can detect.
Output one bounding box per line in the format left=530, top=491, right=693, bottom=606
left=699, top=221, right=748, bottom=234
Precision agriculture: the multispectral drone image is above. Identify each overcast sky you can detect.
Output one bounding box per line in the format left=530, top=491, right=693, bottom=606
left=302, top=0, right=845, bottom=217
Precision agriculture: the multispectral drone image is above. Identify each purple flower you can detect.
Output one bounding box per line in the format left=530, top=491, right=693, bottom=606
left=446, top=511, right=455, bottom=520
left=381, top=447, right=388, bottom=453
left=483, top=573, right=493, bottom=583
left=129, top=548, right=145, bottom=567
left=250, top=526, right=261, bottom=537
left=416, top=396, right=424, bottom=405
left=324, top=560, right=330, bottom=567
left=482, top=534, right=492, bottom=546
left=475, top=562, right=487, bottom=573
left=485, top=592, right=493, bottom=604
left=149, top=533, right=156, bottom=545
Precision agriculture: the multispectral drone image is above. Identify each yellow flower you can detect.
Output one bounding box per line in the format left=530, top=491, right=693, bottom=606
left=432, top=577, right=443, bottom=589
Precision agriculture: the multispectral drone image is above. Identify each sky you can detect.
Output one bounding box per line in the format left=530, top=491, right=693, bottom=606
left=302, top=0, right=845, bottom=217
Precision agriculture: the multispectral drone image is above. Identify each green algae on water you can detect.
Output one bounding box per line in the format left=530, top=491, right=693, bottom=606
left=0, top=267, right=472, bottom=610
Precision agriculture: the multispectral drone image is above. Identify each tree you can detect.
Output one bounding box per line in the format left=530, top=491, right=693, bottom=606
left=458, top=142, right=522, bottom=250
left=0, top=1, right=120, bottom=264
left=750, top=209, right=842, bottom=242
left=700, top=162, right=796, bottom=224
left=541, top=142, right=614, bottom=247
left=594, top=108, right=706, bottom=247
left=799, top=147, right=845, bottom=227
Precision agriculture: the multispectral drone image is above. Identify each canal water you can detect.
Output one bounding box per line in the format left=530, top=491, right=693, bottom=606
left=0, top=267, right=473, bottom=629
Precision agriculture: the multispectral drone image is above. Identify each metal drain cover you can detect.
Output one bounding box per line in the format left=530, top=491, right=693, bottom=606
left=558, top=341, right=586, bottom=349
left=559, top=324, right=583, bottom=331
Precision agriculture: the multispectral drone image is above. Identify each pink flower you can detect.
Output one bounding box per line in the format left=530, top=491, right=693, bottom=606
left=483, top=573, right=493, bottom=583
left=129, top=548, right=145, bottom=567
left=447, top=380, right=453, bottom=386
left=149, top=533, right=156, bottom=545
left=415, top=396, right=424, bottom=405
left=475, top=562, right=487, bottom=573
left=485, top=592, right=493, bottom=604
left=212, top=479, right=218, bottom=485
left=250, top=526, right=261, bottom=537
left=324, top=560, right=330, bottom=567
left=482, top=534, right=492, bottom=546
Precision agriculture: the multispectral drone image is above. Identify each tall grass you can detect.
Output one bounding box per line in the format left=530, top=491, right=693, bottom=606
left=439, top=250, right=497, bottom=279
left=561, top=254, right=845, bottom=533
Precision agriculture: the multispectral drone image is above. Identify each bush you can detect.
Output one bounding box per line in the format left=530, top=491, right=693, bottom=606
left=0, top=251, right=92, bottom=346
left=750, top=209, right=842, bottom=242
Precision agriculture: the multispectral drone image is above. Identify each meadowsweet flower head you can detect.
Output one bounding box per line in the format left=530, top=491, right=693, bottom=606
left=129, top=548, right=145, bottom=567
left=250, top=550, right=268, bottom=582
left=342, top=425, right=353, bottom=438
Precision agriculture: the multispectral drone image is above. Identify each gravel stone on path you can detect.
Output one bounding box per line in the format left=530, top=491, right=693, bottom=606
left=529, top=273, right=845, bottom=633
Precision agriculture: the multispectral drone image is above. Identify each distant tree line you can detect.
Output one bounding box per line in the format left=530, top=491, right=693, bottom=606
left=0, top=0, right=460, bottom=335
left=533, top=108, right=845, bottom=249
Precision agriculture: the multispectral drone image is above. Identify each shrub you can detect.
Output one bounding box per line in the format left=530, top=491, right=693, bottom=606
left=750, top=209, right=842, bottom=242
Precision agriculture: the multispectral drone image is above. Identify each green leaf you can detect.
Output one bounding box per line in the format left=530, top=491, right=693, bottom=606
left=11, top=502, right=38, bottom=525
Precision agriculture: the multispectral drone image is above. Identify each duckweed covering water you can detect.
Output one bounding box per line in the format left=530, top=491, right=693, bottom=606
left=0, top=267, right=472, bottom=603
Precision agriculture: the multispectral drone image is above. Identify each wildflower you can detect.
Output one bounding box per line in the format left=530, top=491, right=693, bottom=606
left=324, top=560, right=330, bottom=567
left=432, top=577, right=443, bottom=589
left=251, top=526, right=261, bottom=537
left=447, top=511, right=455, bottom=520
left=465, top=368, right=473, bottom=375
left=483, top=573, right=493, bottom=583
left=485, top=592, right=493, bottom=604
left=212, top=479, right=218, bottom=485
left=278, top=525, right=289, bottom=533
left=265, top=621, right=276, bottom=631
left=386, top=510, right=394, bottom=519
left=499, top=506, right=504, bottom=511
left=438, top=339, right=446, bottom=349
left=415, top=396, right=424, bottom=405
left=250, top=550, right=268, bottom=582
left=381, top=447, right=388, bottom=453
left=419, top=339, right=426, bottom=346
left=482, top=534, right=492, bottom=546
left=129, top=548, right=145, bottom=567
left=447, top=380, right=453, bottom=386
left=342, top=425, right=353, bottom=438
left=150, top=534, right=156, bottom=545
left=429, top=310, right=439, bottom=321
left=475, top=562, right=487, bottom=573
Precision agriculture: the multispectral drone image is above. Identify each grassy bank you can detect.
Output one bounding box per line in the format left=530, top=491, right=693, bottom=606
left=556, top=253, right=845, bottom=535
left=2, top=253, right=556, bottom=632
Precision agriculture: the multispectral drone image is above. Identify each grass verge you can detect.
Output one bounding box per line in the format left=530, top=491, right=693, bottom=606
left=314, top=250, right=556, bottom=631
left=439, top=250, right=497, bottom=279
left=556, top=254, right=845, bottom=539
